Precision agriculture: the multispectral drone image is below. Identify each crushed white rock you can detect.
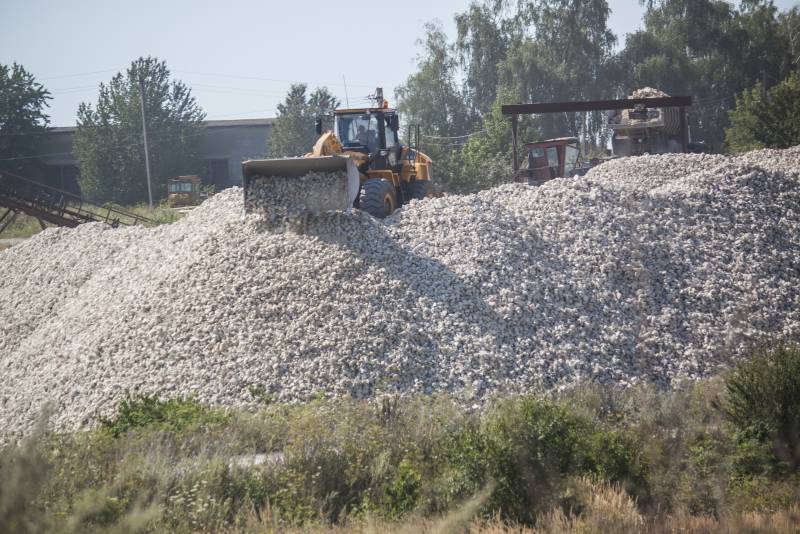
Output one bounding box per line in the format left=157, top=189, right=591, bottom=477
left=1, top=147, right=799, bottom=440
left=245, top=171, right=351, bottom=221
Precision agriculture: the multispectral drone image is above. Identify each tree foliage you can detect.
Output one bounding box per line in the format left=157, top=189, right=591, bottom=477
left=73, top=57, right=205, bottom=204
left=397, top=1, right=619, bottom=191
left=396, top=0, right=799, bottom=193
left=723, top=344, right=800, bottom=471
left=726, top=72, right=800, bottom=152
left=620, top=0, right=797, bottom=151
left=268, top=84, right=339, bottom=157
left=0, top=62, right=51, bottom=175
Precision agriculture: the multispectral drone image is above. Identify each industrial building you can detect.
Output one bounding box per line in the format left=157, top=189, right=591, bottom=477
left=37, top=117, right=274, bottom=194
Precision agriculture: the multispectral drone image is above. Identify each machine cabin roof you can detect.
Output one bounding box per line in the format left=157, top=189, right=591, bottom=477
left=334, top=107, right=396, bottom=115
left=169, top=175, right=201, bottom=184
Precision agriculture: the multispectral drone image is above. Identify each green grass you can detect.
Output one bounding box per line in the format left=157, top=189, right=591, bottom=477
left=0, top=212, right=50, bottom=238
left=117, top=202, right=181, bottom=226
left=2, top=345, right=800, bottom=533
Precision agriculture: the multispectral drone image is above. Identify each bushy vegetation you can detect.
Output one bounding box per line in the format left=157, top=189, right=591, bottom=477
left=2, top=345, right=800, bottom=533
left=726, top=72, right=800, bottom=153
left=0, top=62, right=51, bottom=178
left=268, top=84, right=339, bottom=158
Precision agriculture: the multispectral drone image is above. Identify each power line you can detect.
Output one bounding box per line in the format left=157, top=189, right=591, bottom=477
left=422, top=129, right=488, bottom=140
left=173, top=70, right=377, bottom=89
left=40, top=69, right=118, bottom=80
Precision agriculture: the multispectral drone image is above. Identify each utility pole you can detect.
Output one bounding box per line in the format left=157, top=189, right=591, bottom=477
left=138, top=76, right=154, bottom=210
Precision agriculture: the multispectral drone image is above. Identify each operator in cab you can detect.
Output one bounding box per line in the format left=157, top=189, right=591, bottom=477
left=357, top=125, right=368, bottom=146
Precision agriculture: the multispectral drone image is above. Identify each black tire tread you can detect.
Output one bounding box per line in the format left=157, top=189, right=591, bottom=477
left=407, top=179, right=428, bottom=201
left=360, top=179, right=395, bottom=219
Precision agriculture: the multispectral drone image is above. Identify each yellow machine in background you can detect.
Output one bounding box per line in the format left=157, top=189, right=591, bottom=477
left=243, top=88, right=432, bottom=218
left=167, top=175, right=202, bottom=207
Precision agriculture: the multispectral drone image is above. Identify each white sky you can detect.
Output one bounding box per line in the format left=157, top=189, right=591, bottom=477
left=1, top=0, right=798, bottom=126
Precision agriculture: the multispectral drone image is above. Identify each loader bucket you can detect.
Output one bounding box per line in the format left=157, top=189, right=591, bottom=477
left=242, top=156, right=360, bottom=215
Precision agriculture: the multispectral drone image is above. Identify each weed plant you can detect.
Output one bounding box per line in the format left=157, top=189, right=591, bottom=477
left=1, top=345, right=799, bottom=532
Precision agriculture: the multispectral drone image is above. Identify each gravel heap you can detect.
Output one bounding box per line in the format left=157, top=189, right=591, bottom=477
left=630, top=87, right=669, bottom=99
left=1, top=147, right=799, bottom=440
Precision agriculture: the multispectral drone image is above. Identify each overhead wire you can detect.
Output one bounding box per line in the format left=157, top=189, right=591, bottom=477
left=172, top=70, right=377, bottom=89
left=40, top=69, right=117, bottom=80
left=422, top=129, right=488, bottom=140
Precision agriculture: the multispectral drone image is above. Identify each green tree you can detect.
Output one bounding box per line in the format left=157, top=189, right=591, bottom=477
left=268, top=84, right=339, bottom=157
left=455, top=2, right=514, bottom=116
left=458, top=91, right=516, bottom=193
left=0, top=63, right=51, bottom=175
left=777, top=6, right=800, bottom=76
left=73, top=57, right=205, bottom=204
left=499, top=0, right=618, bottom=144
left=395, top=22, right=480, bottom=191
left=725, top=72, right=800, bottom=153
left=396, top=22, right=475, bottom=139
left=623, top=0, right=796, bottom=151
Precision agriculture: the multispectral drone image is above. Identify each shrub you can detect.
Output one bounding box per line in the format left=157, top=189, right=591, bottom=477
left=449, top=396, right=647, bottom=523
left=384, top=460, right=422, bottom=518
left=723, top=344, right=800, bottom=471
left=725, top=72, right=800, bottom=153
left=99, top=394, right=229, bottom=437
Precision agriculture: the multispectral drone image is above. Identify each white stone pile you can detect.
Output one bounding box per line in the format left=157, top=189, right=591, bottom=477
left=1, top=147, right=799, bottom=440
left=245, top=171, right=351, bottom=223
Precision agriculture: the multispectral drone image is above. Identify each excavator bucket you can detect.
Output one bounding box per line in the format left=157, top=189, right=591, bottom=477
left=242, top=156, right=360, bottom=215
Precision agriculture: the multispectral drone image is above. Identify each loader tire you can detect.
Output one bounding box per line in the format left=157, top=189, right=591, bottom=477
left=360, top=178, right=397, bottom=219
left=407, top=179, right=428, bottom=201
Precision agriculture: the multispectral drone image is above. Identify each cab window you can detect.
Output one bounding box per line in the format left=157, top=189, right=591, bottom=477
left=336, top=113, right=379, bottom=151
left=564, top=145, right=579, bottom=173
left=546, top=147, right=559, bottom=168
left=384, top=124, right=397, bottom=148
left=527, top=147, right=545, bottom=169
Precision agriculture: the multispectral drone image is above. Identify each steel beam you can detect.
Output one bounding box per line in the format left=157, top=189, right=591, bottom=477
left=511, top=115, right=519, bottom=175
left=501, top=96, right=693, bottom=116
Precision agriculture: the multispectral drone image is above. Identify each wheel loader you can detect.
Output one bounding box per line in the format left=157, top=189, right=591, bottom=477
left=242, top=88, right=432, bottom=219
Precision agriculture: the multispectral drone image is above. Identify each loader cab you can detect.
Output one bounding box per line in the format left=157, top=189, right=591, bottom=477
left=330, top=108, right=403, bottom=170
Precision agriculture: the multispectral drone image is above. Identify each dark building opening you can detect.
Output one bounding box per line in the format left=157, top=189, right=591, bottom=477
left=44, top=164, right=81, bottom=196
left=203, top=158, right=230, bottom=188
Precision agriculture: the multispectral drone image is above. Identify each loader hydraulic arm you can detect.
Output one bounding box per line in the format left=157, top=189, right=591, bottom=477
left=306, top=131, right=343, bottom=157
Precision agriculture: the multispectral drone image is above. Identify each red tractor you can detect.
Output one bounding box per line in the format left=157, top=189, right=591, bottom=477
left=517, top=137, right=598, bottom=185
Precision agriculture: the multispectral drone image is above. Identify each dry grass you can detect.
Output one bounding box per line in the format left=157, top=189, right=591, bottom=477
left=249, top=480, right=798, bottom=533
left=2, top=349, right=799, bottom=533
left=0, top=212, right=49, bottom=238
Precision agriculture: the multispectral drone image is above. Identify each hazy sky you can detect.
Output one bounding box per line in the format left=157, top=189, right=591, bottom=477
left=2, top=0, right=798, bottom=126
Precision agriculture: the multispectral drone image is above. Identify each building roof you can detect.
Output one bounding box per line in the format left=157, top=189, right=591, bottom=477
left=47, top=117, right=276, bottom=133
left=205, top=118, right=275, bottom=128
